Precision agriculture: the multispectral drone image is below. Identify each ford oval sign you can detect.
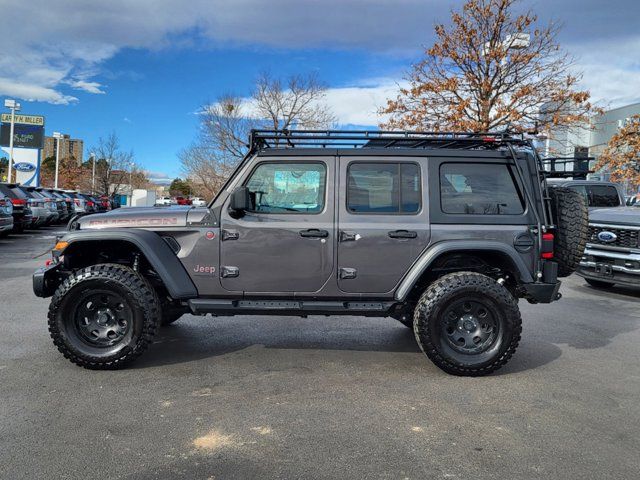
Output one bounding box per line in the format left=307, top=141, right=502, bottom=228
left=597, top=231, right=617, bottom=243
left=14, top=162, right=35, bottom=172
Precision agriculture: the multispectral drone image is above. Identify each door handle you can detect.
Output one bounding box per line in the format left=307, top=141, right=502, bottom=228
left=299, top=228, right=329, bottom=238
left=388, top=230, right=417, bottom=239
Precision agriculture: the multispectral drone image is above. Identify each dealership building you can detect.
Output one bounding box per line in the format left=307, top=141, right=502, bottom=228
left=541, top=102, right=640, bottom=183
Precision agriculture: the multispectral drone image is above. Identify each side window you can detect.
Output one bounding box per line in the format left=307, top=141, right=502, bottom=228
left=586, top=185, right=620, bottom=207
left=440, top=163, right=524, bottom=215
left=347, top=162, right=421, bottom=214
left=245, top=162, right=326, bottom=214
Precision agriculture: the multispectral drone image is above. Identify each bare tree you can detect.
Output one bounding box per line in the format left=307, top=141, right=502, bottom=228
left=253, top=72, right=336, bottom=131
left=380, top=0, right=597, bottom=133
left=180, top=72, right=336, bottom=199
left=91, top=132, right=139, bottom=198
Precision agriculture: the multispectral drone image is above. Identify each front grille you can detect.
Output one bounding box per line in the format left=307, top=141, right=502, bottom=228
left=589, top=225, right=639, bottom=248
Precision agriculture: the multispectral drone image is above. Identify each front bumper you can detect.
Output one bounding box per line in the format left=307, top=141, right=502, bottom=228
left=33, top=263, right=62, bottom=298
left=577, top=246, right=640, bottom=286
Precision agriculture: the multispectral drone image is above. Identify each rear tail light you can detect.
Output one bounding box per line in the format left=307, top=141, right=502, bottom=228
left=87, top=201, right=95, bottom=207
left=541, top=232, right=554, bottom=259
left=11, top=198, right=26, bottom=206
left=74, top=199, right=81, bottom=205
left=0, top=199, right=13, bottom=215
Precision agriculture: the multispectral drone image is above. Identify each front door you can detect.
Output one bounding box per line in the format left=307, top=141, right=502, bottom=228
left=220, top=158, right=334, bottom=293
left=337, top=158, right=430, bottom=294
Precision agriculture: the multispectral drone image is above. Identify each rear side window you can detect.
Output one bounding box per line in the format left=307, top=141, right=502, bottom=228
left=440, top=163, right=524, bottom=215
left=586, top=185, right=620, bottom=207
left=347, top=162, right=421, bottom=214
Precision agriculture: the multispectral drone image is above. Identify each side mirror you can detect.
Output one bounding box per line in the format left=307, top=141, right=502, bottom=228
left=229, top=186, right=252, bottom=216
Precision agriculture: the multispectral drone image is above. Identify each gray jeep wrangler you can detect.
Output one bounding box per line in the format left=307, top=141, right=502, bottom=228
left=33, top=130, right=589, bottom=376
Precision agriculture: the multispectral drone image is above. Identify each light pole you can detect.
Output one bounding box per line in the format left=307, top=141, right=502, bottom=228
left=52, top=131, right=64, bottom=188
left=90, top=152, right=96, bottom=194
left=4, top=99, right=21, bottom=183
left=129, top=162, right=134, bottom=206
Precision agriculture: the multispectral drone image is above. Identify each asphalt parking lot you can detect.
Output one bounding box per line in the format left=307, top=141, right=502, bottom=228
left=1, top=227, right=639, bottom=480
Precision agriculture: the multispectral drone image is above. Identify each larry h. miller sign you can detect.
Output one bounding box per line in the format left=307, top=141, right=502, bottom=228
left=0, top=113, right=44, bottom=186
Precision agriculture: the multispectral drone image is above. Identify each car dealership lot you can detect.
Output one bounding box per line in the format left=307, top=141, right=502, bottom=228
left=1, top=228, right=639, bottom=479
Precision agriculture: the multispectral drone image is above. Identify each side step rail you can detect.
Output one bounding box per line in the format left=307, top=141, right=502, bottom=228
left=188, top=299, right=397, bottom=317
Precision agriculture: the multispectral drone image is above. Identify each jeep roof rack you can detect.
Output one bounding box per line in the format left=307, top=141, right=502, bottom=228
left=249, top=129, right=532, bottom=151
left=540, top=157, right=594, bottom=179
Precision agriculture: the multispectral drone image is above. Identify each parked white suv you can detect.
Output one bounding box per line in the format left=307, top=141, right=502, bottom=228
left=191, top=197, right=206, bottom=207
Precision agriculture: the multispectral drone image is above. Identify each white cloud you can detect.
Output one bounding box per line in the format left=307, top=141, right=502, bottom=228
left=0, top=77, right=77, bottom=104
left=69, top=80, right=106, bottom=94
left=0, top=0, right=638, bottom=109
left=323, top=80, right=403, bottom=126
left=123, top=117, right=132, bottom=123
left=146, top=170, right=173, bottom=185
left=568, top=37, right=640, bottom=108
left=206, top=77, right=404, bottom=127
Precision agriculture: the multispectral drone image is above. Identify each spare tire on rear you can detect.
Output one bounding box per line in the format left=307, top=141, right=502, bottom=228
left=548, top=186, right=589, bottom=277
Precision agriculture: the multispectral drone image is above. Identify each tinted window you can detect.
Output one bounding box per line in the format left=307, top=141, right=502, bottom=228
left=440, top=163, right=524, bottom=215
left=245, top=162, right=326, bottom=214
left=586, top=185, right=620, bottom=207
left=347, top=163, right=421, bottom=214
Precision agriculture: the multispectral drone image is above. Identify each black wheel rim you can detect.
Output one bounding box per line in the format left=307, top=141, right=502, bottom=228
left=73, top=290, right=133, bottom=348
left=441, top=298, right=499, bottom=355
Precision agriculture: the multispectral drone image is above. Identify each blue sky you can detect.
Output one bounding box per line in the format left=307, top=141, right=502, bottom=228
left=1, top=0, right=639, bottom=182
left=20, top=47, right=409, bottom=180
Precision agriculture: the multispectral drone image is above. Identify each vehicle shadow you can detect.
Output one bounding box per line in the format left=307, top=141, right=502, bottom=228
left=134, top=315, right=563, bottom=375
left=578, top=282, right=640, bottom=301
left=135, top=316, right=420, bottom=369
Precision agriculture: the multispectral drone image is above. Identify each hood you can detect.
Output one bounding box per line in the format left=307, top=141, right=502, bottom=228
left=589, top=207, right=640, bottom=226
left=78, top=206, right=192, bottom=230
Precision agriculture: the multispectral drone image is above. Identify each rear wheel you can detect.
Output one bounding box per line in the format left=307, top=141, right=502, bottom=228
left=48, top=263, right=161, bottom=369
left=413, top=272, right=522, bottom=376
left=585, top=278, right=615, bottom=289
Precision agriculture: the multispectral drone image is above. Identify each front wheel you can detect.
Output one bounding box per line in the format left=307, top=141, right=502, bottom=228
left=413, top=272, right=522, bottom=376
left=48, top=263, right=161, bottom=369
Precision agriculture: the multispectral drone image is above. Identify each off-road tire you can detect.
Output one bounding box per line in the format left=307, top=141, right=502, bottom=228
left=413, top=272, right=522, bottom=376
left=48, top=263, right=161, bottom=369
left=585, top=278, right=615, bottom=289
left=549, top=187, right=589, bottom=277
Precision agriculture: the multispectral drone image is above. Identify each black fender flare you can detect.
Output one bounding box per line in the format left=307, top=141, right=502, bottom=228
left=59, top=229, right=198, bottom=299
left=394, top=240, right=534, bottom=301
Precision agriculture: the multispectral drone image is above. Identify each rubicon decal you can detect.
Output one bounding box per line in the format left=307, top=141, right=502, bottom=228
left=87, top=217, right=179, bottom=227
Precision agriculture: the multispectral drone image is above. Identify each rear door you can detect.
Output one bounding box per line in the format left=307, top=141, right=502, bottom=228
left=337, top=157, right=430, bottom=293
left=219, top=157, right=335, bottom=294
